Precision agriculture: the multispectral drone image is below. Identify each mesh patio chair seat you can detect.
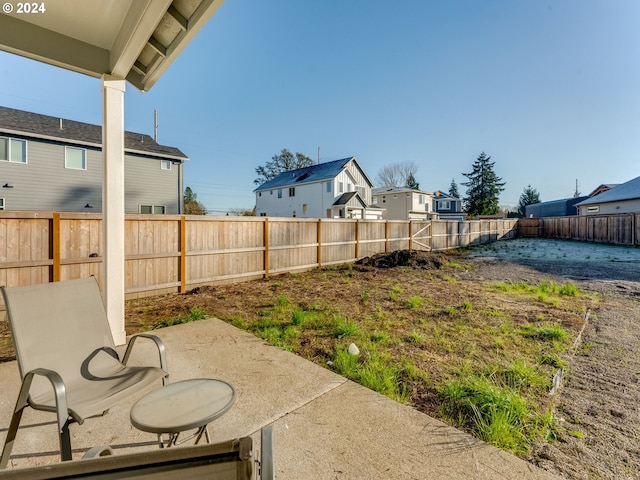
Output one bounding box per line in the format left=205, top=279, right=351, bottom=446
left=0, top=277, right=169, bottom=468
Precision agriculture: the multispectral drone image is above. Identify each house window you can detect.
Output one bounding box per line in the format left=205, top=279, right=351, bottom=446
left=587, top=206, right=599, bottom=213
left=339, top=182, right=344, bottom=193
left=289, top=187, right=295, bottom=197
left=326, top=181, right=332, bottom=193
left=372, top=197, right=378, bottom=205
left=302, top=204, right=308, bottom=214
left=140, top=205, right=166, bottom=214
left=0, top=198, right=4, bottom=210
left=347, top=183, right=353, bottom=192
left=356, top=186, right=364, bottom=196
left=160, top=160, right=171, bottom=170
left=419, top=195, right=425, bottom=205
left=65, top=146, right=86, bottom=170
left=0, top=137, right=27, bottom=163
left=277, top=189, right=282, bottom=198
left=438, top=200, right=451, bottom=210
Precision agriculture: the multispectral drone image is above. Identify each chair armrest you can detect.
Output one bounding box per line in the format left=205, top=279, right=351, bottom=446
left=122, top=334, right=169, bottom=384
left=22, top=368, right=69, bottom=432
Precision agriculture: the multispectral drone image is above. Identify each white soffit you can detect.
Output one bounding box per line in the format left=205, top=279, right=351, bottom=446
left=0, top=0, right=224, bottom=91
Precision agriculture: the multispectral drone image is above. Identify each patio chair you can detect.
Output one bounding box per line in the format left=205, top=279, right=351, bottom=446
left=0, top=276, right=169, bottom=468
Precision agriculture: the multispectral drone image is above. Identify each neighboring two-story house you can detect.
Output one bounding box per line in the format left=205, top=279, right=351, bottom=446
left=432, top=191, right=465, bottom=221
left=0, top=106, right=188, bottom=214
left=254, top=157, right=383, bottom=219
left=371, top=187, right=435, bottom=220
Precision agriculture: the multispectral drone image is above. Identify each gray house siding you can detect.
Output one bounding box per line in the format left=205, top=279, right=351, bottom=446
left=125, top=153, right=182, bottom=214
left=0, top=136, right=183, bottom=213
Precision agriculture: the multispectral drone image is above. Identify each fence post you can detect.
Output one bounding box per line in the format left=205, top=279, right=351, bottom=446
left=264, top=217, right=269, bottom=278
left=408, top=221, right=412, bottom=251
left=179, top=216, right=186, bottom=293
left=385, top=221, right=389, bottom=253
left=51, top=212, right=61, bottom=282
left=317, top=218, right=322, bottom=268
left=355, top=220, right=359, bottom=260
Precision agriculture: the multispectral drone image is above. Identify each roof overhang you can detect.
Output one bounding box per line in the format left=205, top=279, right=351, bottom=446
left=0, top=0, right=225, bottom=91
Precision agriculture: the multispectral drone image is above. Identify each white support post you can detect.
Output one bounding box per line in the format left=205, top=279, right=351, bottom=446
left=101, top=75, right=127, bottom=345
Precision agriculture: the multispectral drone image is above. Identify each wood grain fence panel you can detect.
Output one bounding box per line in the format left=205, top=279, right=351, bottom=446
left=458, top=222, right=470, bottom=247
left=607, top=214, right=634, bottom=245
left=358, top=221, right=386, bottom=258
left=431, top=221, right=448, bottom=251
left=386, top=221, right=408, bottom=252
left=410, top=221, right=431, bottom=251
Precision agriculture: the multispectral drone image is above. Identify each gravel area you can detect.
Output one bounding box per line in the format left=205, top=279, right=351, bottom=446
left=466, top=238, right=640, bottom=479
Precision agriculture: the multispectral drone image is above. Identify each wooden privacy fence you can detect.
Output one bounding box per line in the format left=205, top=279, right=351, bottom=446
left=518, top=214, right=640, bottom=246
left=0, top=212, right=518, bottom=298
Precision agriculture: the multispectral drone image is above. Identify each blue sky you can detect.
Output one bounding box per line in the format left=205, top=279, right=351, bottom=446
left=1, top=0, right=639, bottom=214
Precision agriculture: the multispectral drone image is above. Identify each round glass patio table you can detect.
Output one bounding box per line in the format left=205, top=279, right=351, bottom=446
left=130, top=378, right=236, bottom=447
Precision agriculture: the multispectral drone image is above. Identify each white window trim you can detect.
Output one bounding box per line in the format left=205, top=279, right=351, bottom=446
left=0, top=137, right=28, bottom=164
left=586, top=206, right=599, bottom=213
left=438, top=200, right=451, bottom=209
left=65, top=146, right=87, bottom=170
left=161, top=160, right=172, bottom=170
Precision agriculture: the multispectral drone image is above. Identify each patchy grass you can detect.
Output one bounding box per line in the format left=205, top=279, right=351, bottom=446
left=124, top=251, right=598, bottom=458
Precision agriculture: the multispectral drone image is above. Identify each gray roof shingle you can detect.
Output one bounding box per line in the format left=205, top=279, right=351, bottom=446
left=576, top=176, right=640, bottom=206
left=0, top=106, right=187, bottom=160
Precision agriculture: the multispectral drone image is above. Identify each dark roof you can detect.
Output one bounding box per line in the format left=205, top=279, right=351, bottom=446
left=333, top=191, right=367, bottom=208
left=0, top=106, right=187, bottom=160
left=576, top=176, right=640, bottom=206
left=254, top=157, right=357, bottom=191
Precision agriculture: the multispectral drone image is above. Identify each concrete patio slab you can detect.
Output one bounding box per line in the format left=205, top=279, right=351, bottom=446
left=0, top=317, right=559, bottom=479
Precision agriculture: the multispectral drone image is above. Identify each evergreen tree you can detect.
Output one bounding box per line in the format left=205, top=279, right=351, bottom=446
left=517, top=185, right=541, bottom=218
left=405, top=173, right=420, bottom=190
left=449, top=178, right=459, bottom=198
left=461, top=152, right=506, bottom=216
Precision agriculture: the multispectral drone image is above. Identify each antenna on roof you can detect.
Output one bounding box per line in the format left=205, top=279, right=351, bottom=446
left=154, top=109, right=158, bottom=142
left=317, top=147, right=320, bottom=164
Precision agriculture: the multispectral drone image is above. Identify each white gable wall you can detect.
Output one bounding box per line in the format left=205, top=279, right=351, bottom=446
left=256, top=180, right=339, bottom=218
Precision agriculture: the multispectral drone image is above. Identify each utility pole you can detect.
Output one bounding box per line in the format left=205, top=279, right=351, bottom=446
left=154, top=109, right=158, bottom=142
left=573, top=179, right=580, bottom=198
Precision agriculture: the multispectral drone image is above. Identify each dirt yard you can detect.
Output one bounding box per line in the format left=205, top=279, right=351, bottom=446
left=1, top=238, right=638, bottom=478
left=465, top=239, right=640, bottom=479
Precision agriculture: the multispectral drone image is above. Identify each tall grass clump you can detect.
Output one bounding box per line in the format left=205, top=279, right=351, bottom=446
left=441, top=361, right=555, bottom=456
left=333, top=348, right=408, bottom=403
left=335, top=317, right=358, bottom=337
